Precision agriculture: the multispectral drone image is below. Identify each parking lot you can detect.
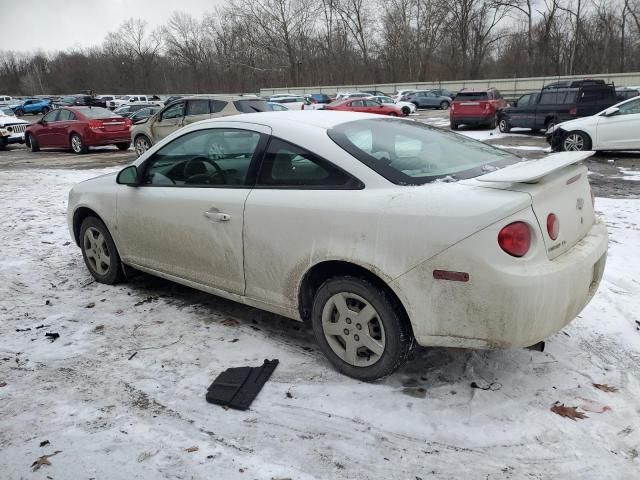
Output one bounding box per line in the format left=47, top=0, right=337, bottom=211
left=1, top=107, right=640, bottom=479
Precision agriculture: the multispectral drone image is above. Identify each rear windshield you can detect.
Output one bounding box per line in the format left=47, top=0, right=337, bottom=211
left=79, top=107, right=120, bottom=119
left=233, top=99, right=269, bottom=113
left=327, top=118, right=517, bottom=185
left=455, top=92, right=489, bottom=101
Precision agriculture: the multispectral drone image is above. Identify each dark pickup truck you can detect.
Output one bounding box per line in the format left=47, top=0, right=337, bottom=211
left=497, top=83, right=618, bottom=133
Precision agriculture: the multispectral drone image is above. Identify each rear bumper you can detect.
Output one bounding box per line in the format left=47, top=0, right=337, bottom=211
left=84, top=130, right=131, bottom=146
left=451, top=114, right=494, bottom=125
left=391, top=210, right=608, bottom=349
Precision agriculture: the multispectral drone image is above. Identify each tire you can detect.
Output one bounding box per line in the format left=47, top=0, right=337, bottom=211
left=134, top=135, right=152, bottom=157
left=116, top=142, right=131, bottom=151
left=15, top=109, right=24, bottom=117
left=561, top=131, right=592, bottom=152
left=450, top=121, right=458, bottom=130
left=79, top=216, right=125, bottom=285
left=545, top=118, right=558, bottom=131
left=311, top=276, right=415, bottom=381
left=26, top=133, right=40, bottom=152
left=440, top=101, right=450, bottom=110
left=487, top=115, right=497, bottom=129
left=70, top=133, right=88, bottom=154
left=0, top=137, right=7, bottom=151
left=388, top=112, right=398, bottom=117
left=42, top=107, right=50, bottom=115
left=401, top=106, right=410, bottom=116
left=498, top=117, right=511, bottom=133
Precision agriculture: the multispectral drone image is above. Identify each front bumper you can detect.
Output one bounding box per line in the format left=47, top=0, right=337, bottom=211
left=391, top=210, right=608, bottom=349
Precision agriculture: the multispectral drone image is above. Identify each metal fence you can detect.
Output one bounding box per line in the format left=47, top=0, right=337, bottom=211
left=259, top=72, right=640, bottom=99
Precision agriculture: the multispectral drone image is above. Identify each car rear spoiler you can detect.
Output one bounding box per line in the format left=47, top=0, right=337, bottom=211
left=477, top=151, right=594, bottom=183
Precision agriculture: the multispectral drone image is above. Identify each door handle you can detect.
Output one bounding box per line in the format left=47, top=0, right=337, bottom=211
left=204, top=211, right=231, bottom=222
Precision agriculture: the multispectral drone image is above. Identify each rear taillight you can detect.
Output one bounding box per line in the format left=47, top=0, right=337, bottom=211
left=498, top=222, right=531, bottom=257
left=546, top=213, right=559, bottom=240
left=569, top=106, right=577, bottom=115
left=88, top=120, right=103, bottom=130
left=124, top=118, right=132, bottom=127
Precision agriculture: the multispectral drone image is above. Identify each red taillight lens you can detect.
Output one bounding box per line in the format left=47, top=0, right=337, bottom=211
left=124, top=118, right=133, bottom=128
left=498, top=222, right=531, bottom=257
left=569, top=106, right=577, bottom=115
left=546, top=213, right=559, bottom=240
left=88, top=120, right=103, bottom=129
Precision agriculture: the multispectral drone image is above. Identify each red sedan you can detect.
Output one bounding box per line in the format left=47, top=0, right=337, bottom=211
left=25, top=107, right=132, bottom=154
left=324, top=98, right=405, bottom=116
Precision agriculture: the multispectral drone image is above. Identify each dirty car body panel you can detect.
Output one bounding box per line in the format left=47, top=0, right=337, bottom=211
left=68, top=111, right=608, bottom=376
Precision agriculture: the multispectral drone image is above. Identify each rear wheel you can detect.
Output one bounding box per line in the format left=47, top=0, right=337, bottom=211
left=487, top=115, right=497, bottom=129
left=42, top=107, right=50, bottom=115
left=116, top=142, right=131, bottom=151
left=311, top=276, right=414, bottom=381
left=545, top=118, right=558, bottom=131
left=26, top=133, right=40, bottom=152
left=440, top=101, right=450, bottom=110
left=79, top=216, right=124, bottom=284
left=70, top=133, right=88, bottom=154
left=134, top=135, right=152, bottom=157
left=561, top=131, right=592, bottom=152
left=450, top=121, right=459, bottom=130
left=498, top=117, right=511, bottom=133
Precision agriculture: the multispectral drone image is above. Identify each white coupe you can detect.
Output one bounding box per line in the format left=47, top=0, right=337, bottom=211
left=547, top=96, right=640, bottom=151
left=68, top=111, right=608, bottom=380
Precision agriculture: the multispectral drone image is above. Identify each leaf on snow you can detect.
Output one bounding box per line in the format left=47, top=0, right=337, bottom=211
left=593, top=383, right=618, bottom=393
left=222, top=319, right=240, bottom=327
left=31, top=451, right=62, bottom=471
left=551, top=402, right=588, bottom=421
left=579, top=398, right=612, bottom=414
left=185, top=446, right=199, bottom=453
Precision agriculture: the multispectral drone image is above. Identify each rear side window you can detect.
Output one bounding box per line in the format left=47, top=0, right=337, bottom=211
left=210, top=100, right=227, bottom=113
left=258, top=138, right=360, bottom=188
left=233, top=100, right=269, bottom=113
left=539, top=91, right=573, bottom=105
left=579, top=87, right=612, bottom=103
left=186, top=99, right=210, bottom=116
left=455, top=92, right=489, bottom=101
left=57, top=110, right=74, bottom=121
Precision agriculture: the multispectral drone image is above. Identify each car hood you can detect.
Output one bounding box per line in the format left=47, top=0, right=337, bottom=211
left=0, top=116, right=29, bottom=126
left=548, top=115, right=597, bottom=134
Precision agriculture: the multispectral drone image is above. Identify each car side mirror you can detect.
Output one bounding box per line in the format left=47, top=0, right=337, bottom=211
left=116, top=165, right=139, bottom=186
left=603, top=107, right=619, bottom=117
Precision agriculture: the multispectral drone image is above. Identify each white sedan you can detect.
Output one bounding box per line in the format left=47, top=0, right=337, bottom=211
left=68, top=111, right=608, bottom=381
left=367, top=95, right=417, bottom=116
left=547, top=96, right=640, bottom=151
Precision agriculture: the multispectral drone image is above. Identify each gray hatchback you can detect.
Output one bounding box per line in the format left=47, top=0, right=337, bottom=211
left=401, top=90, right=452, bottom=110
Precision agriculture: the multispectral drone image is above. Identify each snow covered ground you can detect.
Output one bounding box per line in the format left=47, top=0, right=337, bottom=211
left=1, top=169, right=639, bottom=479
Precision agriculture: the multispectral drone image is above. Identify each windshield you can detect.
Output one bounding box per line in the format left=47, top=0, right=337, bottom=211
left=327, top=118, right=518, bottom=185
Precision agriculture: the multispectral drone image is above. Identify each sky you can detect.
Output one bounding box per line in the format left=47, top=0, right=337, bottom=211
left=0, top=0, right=224, bottom=53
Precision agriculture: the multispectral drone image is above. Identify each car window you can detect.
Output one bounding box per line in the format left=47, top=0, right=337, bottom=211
left=328, top=118, right=517, bottom=185
left=210, top=100, right=227, bottom=113
left=539, top=91, right=566, bottom=105
left=142, top=128, right=261, bottom=187
left=455, top=92, right=489, bottom=101
left=161, top=102, right=185, bottom=120
left=233, top=99, right=269, bottom=113
left=257, top=138, right=359, bottom=188
left=364, top=100, right=379, bottom=107
left=351, top=100, right=364, bottom=107
left=186, top=99, right=211, bottom=116
left=518, top=94, right=532, bottom=106
left=42, top=110, right=59, bottom=122
left=617, top=98, right=640, bottom=115
left=57, top=110, right=74, bottom=121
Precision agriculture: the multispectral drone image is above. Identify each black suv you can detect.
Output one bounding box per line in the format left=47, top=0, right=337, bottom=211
left=497, top=83, right=617, bottom=133
left=54, top=94, right=104, bottom=108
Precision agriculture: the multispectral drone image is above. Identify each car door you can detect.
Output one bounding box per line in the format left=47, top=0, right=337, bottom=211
left=423, top=92, right=438, bottom=107
left=50, top=109, right=76, bottom=146
left=507, top=94, right=533, bottom=128
left=115, top=123, right=270, bottom=295
left=150, top=101, right=185, bottom=142
left=243, top=137, right=364, bottom=309
left=35, top=110, right=61, bottom=146
left=595, top=98, right=640, bottom=149
left=183, top=99, right=212, bottom=126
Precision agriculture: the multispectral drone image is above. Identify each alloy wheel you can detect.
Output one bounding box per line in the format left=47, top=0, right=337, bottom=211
left=563, top=133, right=585, bottom=151
left=71, top=135, right=83, bottom=153
left=83, top=227, right=111, bottom=276
left=321, top=292, right=386, bottom=367
left=135, top=136, right=151, bottom=156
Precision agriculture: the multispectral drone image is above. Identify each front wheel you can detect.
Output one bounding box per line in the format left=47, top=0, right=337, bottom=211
left=0, top=137, right=7, bottom=151
left=70, top=133, right=88, bottom=154
left=388, top=112, right=398, bottom=117
left=134, top=135, right=152, bottom=157
left=311, top=276, right=414, bottom=381
left=440, top=101, right=450, bottom=110
left=79, top=216, right=125, bottom=284
left=42, top=107, right=50, bottom=115
left=450, top=121, right=459, bottom=130
left=26, top=133, right=40, bottom=152
left=561, top=131, right=592, bottom=152
left=401, top=106, right=410, bottom=116
left=498, top=117, right=511, bottom=133
left=14, top=109, right=24, bottom=117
